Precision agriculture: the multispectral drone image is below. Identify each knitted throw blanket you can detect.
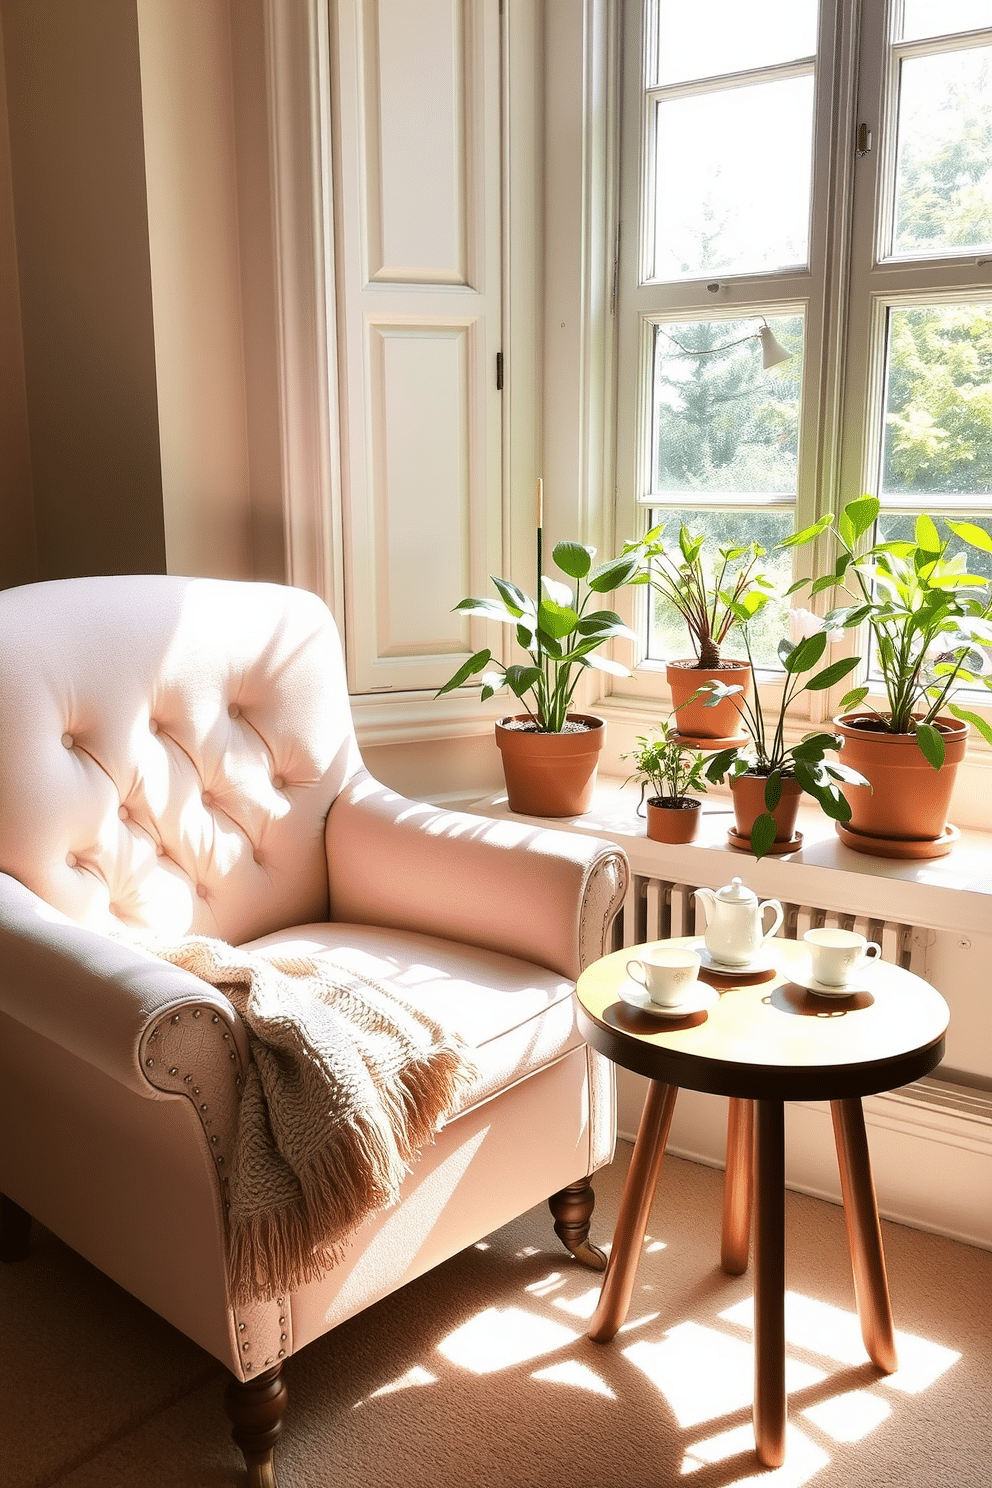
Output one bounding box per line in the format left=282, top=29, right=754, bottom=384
left=145, top=936, right=475, bottom=1305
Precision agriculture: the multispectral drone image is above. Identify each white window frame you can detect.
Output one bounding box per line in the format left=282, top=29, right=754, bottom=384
left=599, top=0, right=992, bottom=828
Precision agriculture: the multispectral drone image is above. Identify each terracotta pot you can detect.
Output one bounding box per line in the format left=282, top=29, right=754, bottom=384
left=646, top=796, right=703, bottom=844
left=832, top=713, right=968, bottom=852
left=495, top=713, right=604, bottom=818
left=730, top=773, right=803, bottom=845
left=666, top=659, right=750, bottom=744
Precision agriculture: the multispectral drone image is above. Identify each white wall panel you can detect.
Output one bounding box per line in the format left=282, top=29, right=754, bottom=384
left=366, top=0, right=467, bottom=284
left=370, top=321, right=470, bottom=654
left=333, top=0, right=501, bottom=696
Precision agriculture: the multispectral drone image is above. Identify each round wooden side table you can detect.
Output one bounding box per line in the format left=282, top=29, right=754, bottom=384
left=576, top=936, right=949, bottom=1468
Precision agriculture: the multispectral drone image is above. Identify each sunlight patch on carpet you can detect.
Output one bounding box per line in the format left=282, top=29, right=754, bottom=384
left=680, top=1422, right=830, bottom=1482
left=525, top=1270, right=567, bottom=1297
left=552, top=1285, right=603, bottom=1319
left=437, top=1306, right=579, bottom=1373
left=531, top=1360, right=616, bottom=1398
left=719, top=1291, right=961, bottom=1390
left=363, top=1365, right=438, bottom=1403
left=801, top=1389, right=892, bottom=1442
left=623, top=1320, right=825, bottom=1428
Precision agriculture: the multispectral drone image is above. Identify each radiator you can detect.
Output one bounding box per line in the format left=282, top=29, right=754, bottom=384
left=616, top=874, right=918, bottom=972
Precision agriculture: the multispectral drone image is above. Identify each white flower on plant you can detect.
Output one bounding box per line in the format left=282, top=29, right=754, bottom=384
left=788, top=607, right=844, bottom=644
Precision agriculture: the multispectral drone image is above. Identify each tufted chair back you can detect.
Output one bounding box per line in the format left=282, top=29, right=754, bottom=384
left=0, top=576, right=363, bottom=946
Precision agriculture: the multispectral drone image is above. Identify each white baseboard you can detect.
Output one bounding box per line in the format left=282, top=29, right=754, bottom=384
left=615, top=1067, right=992, bottom=1252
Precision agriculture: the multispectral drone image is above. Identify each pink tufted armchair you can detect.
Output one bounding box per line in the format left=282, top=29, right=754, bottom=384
left=0, top=575, right=629, bottom=1486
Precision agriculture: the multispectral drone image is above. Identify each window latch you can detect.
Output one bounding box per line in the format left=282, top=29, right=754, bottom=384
left=857, top=122, right=872, bottom=156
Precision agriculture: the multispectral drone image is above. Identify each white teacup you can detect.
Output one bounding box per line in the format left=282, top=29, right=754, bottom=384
left=627, top=947, right=701, bottom=1007
left=804, top=928, right=881, bottom=987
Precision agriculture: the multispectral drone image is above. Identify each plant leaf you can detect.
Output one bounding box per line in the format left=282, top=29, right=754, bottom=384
left=945, top=520, right=992, bottom=554
left=490, top=577, right=529, bottom=616
left=784, top=629, right=828, bottom=673
left=804, top=655, right=861, bottom=690
left=763, top=771, right=783, bottom=811
left=948, top=705, right=992, bottom=746
left=914, top=722, right=945, bottom=770
left=749, top=813, right=779, bottom=859
left=777, top=513, right=834, bottom=549
left=915, top=512, right=942, bottom=554
left=553, top=541, right=595, bottom=578
left=538, top=599, right=579, bottom=639
left=504, top=664, right=542, bottom=698
left=838, top=685, right=870, bottom=712
left=587, top=554, right=640, bottom=592
left=844, top=496, right=880, bottom=541
left=435, top=649, right=493, bottom=696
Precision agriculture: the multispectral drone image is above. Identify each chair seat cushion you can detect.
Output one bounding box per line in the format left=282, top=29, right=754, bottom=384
left=241, top=922, right=582, bottom=1114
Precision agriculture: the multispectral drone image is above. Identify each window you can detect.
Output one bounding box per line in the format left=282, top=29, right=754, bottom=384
left=613, top=0, right=992, bottom=730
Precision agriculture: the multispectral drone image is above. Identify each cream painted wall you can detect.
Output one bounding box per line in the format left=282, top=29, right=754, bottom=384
left=136, top=0, right=252, bottom=581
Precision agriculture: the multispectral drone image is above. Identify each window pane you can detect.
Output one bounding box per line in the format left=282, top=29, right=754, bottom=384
left=881, top=304, right=992, bottom=501
left=652, top=78, right=814, bottom=280
left=651, top=316, right=803, bottom=497
left=893, top=47, right=992, bottom=258
left=646, top=508, right=793, bottom=670
left=652, top=0, right=817, bottom=86
left=899, top=2, right=992, bottom=42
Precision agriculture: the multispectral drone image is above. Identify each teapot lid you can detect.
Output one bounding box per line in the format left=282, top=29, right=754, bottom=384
left=715, top=877, right=756, bottom=903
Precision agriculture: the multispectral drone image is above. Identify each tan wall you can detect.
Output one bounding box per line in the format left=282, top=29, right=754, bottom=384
left=1, top=0, right=167, bottom=580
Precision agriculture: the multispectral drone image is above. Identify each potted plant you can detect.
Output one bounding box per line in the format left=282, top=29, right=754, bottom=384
left=436, top=527, right=640, bottom=817
left=701, top=623, right=869, bottom=858
left=623, top=522, right=777, bottom=745
left=623, top=720, right=710, bottom=844
left=786, top=497, right=992, bottom=856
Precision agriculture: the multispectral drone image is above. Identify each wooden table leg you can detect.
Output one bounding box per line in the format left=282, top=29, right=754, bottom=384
left=588, top=1081, right=678, bottom=1344
left=831, top=1097, right=898, bottom=1374
left=753, top=1099, right=786, bottom=1469
left=721, top=1098, right=754, bottom=1275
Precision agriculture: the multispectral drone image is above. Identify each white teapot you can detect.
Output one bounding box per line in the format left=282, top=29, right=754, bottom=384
left=695, top=878, right=783, bottom=967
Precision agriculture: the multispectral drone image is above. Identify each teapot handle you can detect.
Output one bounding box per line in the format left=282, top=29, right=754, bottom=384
left=759, top=899, right=784, bottom=943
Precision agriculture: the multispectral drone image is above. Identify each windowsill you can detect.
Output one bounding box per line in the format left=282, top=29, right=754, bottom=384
left=466, top=775, right=992, bottom=937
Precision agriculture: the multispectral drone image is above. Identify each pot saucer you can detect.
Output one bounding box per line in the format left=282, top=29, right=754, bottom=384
left=727, top=827, right=803, bottom=855
left=692, top=942, right=778, bottom=977
left=669, top=729, right=749, bottom=752
left=619, top=980, right=719, bottom=1019
left=789, top=962, right=877, bottom=998
left=835, top=821, right=959, bottom=859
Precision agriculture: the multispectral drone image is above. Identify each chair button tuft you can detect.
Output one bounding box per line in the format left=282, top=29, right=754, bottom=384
left=272, top=775, right=284, bottom=790
left=119, top=805, right=129, bottom=821
left=196, top=883, right=208, bottom=898
left=149, top=719, right=159, bottom=734
left=66, top=852, right=77, bottom=868
left=228, top=703, right=240, bottom=719
left=61, top=732, right=74, bottom=749
left=201, top=791, right=212, bottom=807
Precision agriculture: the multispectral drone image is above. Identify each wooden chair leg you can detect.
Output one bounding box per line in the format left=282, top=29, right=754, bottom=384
left=224, top=1365, right=287, bottom=1488
left=831, top=1097, right=898, bottom=1373
left=753, top=1099, right=786, bottom=1469
left=0, top=1195, right=32, bottom=1262
left=589, top=1080, right=679, bottom=1343
left=548, top=1176, right=607, bottom=1271
left=721, top=1098, right=754, bottom=1275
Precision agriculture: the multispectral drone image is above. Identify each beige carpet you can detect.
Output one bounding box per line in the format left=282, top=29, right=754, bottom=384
left=4, top=1143, right=990, bottom=1488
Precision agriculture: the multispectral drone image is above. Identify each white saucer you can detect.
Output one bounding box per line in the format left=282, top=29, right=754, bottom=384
left=789, top=962, right=876, bottom=998
left=694, top=942, right=778, bottom=976
left=619, top=980, right=720, bottom=1019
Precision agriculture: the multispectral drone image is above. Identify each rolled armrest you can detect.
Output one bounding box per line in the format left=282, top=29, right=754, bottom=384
left=0, top=872, right=248, bottom=1096
left=325, top=772, right=629, bottom=981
